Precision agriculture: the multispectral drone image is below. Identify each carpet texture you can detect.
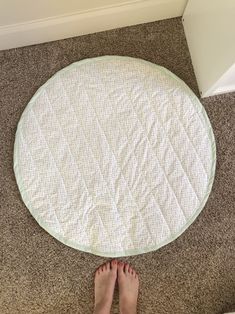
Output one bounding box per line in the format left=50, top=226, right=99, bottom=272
left=0, top=17, right=234, bottom=314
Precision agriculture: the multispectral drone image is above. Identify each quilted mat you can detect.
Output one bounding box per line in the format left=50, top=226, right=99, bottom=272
left=14, top=56, right=216, bottom=257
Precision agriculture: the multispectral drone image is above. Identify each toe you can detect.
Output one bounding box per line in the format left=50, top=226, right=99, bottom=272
left=127, top=265, right=136, bottom=277
left=111, top=259, right=118, bottom=271
left=124, top=263, right=130, bottom=274
left=118, top=261, right=125, bottom=273
left=95, top=265, right=102, bottom=277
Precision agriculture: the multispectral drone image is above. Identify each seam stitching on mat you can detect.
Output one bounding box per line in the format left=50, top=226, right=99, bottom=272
left=20, top=127, right=64, bottom=236
left=106, top=85, right=172, bottom=235
left=44, top=89, right=95, bottom=241
left=145, top=90, right=201, bottom=202
left=59, top=78, right=135, bottom=249
left=139, top=79, right=201, bottom=203
left=30, top=108, right=78, bottom=235
left=169, top=91, right=208, bottom=177
left=59, top=80, right=118, bottom=248
left=44, top=90, right=92, bottom=198
left=82, top=84, right=159, bottom=246
left=126, top=89, right=189, bottom=221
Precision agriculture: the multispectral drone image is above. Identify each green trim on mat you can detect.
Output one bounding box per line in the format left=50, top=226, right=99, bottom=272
left=13, top=55, right=216, bottom=257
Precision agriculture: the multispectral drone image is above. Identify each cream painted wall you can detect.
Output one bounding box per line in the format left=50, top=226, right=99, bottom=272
left=183, top=0, right=235, bottom=97
left=0, top=0, right=188, bottom=50
left=0, top=0, right=141, bottom=26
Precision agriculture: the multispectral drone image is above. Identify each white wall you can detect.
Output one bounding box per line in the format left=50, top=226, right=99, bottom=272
left=183, top=0, right=235, bottom=97
left=0, top=0, right=129, bottom=26
left=0, top=0, right=188, bottom=50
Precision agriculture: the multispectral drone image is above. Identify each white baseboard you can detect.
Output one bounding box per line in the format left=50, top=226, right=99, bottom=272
left=0, top=0, right=187, bottom=51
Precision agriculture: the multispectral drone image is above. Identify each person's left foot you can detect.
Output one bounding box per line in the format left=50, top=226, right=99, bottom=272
left=94, top=260, right=118, bottom=314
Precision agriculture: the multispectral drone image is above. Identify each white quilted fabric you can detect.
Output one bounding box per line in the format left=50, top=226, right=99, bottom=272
left=14, top=56, right=216, bottom=257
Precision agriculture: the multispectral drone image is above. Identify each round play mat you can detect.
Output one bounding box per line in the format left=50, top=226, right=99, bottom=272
left=14, top=56, right=216, bottom=257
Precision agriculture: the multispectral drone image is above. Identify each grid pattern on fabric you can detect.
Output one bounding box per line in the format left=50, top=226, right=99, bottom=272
left=14, top=56, right=216, bottom=257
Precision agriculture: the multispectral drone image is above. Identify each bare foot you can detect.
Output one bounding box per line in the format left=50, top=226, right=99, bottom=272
left=94, top=260, right=118, bottom=314
left=118, top=261, right=139, bottom=314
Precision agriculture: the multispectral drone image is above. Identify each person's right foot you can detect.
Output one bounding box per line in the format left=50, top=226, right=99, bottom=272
left=118, top=261, right=139, bottom=314
left=94, top=260, right=117, bottom=314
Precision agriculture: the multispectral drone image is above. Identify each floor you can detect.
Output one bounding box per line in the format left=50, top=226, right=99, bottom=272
left=0, top=17, right=235, bottom=314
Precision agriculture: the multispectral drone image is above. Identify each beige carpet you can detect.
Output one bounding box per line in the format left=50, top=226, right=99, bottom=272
left=0, top=17, right=235, bottom=314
